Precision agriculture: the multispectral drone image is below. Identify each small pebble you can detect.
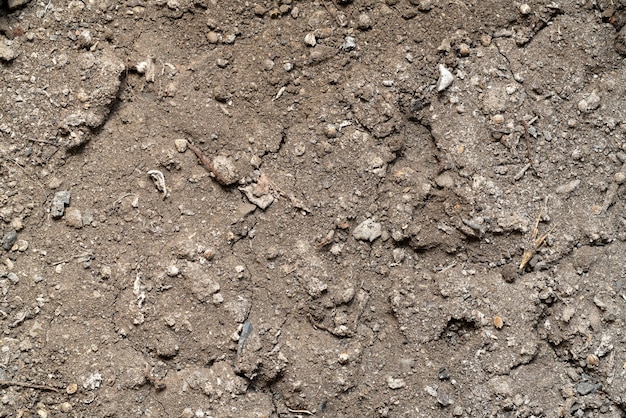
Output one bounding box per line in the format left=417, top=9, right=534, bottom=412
left=207, top=31, right=219, bottom=44
left=65, top=208, right=83, bottom=229
left=66, top=383, right=78, bottom=394
left=1, top=230, right=17, bottom=251
left=211, top=155, right=239, bottom=185
left=493, top=315, right=504, bottom=329
left=357, top=13, right=372, bottom=30
left=166, top=265, right=180, bottom=277
left=353, top=219, right=382, bottom=242
left=458, top=43, right=470, bottom=56
left=577, top=92, right=600, bottom=112
left=203, top=248, right=216, bottom=260
left=613, top=172, right=626, bottom=184
left=342, top=36, right=356, bottom=51
left=7, top=272, right=18, bottom=284
left=586, top=354, right=599, bottom=367
left=174, top=139, right=188, bottom=153
left=437, top=391, right=452, bottom=406
left=14, top=239, right=28, bottom=252
left=51, top=191, right=71, bottom=218
left=10, top=217, right=23, bottom=231
left=386, top=376, right=406, bottom=389
left=338, top=352, right=350, bottom=364
left=324, top=124, right=338, bottom=138
left=519, top=4, right=531, bottom=15
left=576, top=381, right=599, bottom=396
left=253, top=3, right=266, bottom=16
left=59, top=402, right=72, bottom=413
left=263, top=58, right=274, bottom=71
left=417, top=0, right=432, bottom=11
left=491, top=114, right=504, bottom=124
left=304, top=32, right=316, bottom=47
left=437, top=64, right=454, bottom=92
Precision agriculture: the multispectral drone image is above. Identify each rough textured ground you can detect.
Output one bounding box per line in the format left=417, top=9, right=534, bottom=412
left=1, top=0, right=626, bottom=416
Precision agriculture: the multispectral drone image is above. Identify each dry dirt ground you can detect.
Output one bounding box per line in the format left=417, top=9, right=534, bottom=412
left=1, top=0, right=626, bottom=416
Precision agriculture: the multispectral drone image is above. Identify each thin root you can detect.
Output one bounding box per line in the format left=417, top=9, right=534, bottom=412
left=188, top=144, right=233, bottom=186
left=0, top=379, right=60, bottom=392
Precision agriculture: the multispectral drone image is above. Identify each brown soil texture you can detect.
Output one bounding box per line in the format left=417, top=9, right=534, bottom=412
left=1, top=0, right=626, bottom=416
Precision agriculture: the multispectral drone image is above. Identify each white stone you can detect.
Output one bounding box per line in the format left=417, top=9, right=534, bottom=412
left=437, top=64, right=454, bottom=92
left=304, top=33, right=316, bottom=47
left=353, top=219, right=382, bottom=242
left=174, top=139, right=188, bottom=153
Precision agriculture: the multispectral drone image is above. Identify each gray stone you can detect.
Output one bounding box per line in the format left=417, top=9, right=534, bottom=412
left=51, top=191, right=71, bottom=218
left=353, top=219, right=382, bottom=242
left=1, top=230, right=17, bottom=251
left=437, top=391, right=452, bottom=406
left=576, top=381, right=599, bottom=396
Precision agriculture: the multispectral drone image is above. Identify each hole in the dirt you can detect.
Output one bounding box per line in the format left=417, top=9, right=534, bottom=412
left=440, top=318, right=478, bottom=346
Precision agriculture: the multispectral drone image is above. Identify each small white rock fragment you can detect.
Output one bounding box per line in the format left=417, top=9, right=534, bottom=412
left=437, top=64, right=454, bottom=92
left=212, top=293, right=224, bottom=304
left=83, top=372, right=103, bottom=390
left=0, top=42, right=18, bottom=61
left=387, top=376, right=406, bottom=389
left=240, top=185, right=274, bottom=210
left=135, top=58, right=155, bottom=82
left=614, top=172, right=626, bottom=184
left=148, top=170, right=168, bottom=199
left=174, top=139, right=188, bottom=153
left=519, top=4, right=531, bottom=15
left=166, top=265, right=180, bottom=277
left=577, top=92, right=601, bottom=112
left=329, top=243, right=343, bottom=255
left=353, top=219, right=382, bottom=242
left=341, top=36, right=356, bottom=51
left=306, top=276, right=327, bottom=298
left=304, top=32, right=317, bottom=47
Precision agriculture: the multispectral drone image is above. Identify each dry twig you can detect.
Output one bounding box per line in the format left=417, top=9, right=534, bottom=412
left=519, top=204, right=556, bottom=272
left=0, top=379, right=60, bottom=392
left=188, top=144, right=232, bottom=186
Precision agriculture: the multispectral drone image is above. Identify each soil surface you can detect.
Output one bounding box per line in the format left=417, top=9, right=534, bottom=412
left=1, top=0, right=626, bottom=416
